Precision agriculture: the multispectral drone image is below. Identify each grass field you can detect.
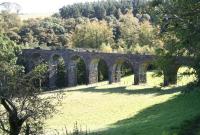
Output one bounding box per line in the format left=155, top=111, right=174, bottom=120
left=19, top=13, right=52, bottom=20
left=44, top=68, right=200, bottom=135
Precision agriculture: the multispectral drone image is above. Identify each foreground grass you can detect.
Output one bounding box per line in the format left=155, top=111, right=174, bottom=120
left=45, top=68, right=199, bottom=135
left=98, top=88, right=200, bottom=135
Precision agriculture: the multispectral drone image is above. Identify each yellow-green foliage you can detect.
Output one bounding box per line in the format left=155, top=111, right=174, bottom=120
left=100, top=43, right=113, bottom=53
left=177, top=67, right=196, bottom=85
left=119, top=12, right=140, bottom=49
left=130, top=43, right=156, bottom=54
left=117, top=45, right=124, bottom=53
left=71, top=20, right=114, bottom=49
left=115, top=13, right=161, bottom=54
left=139, top=21, right=154, bottom=45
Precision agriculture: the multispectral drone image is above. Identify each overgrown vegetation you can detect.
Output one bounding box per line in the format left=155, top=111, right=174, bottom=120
left=0, top=35, right=62, bottom=134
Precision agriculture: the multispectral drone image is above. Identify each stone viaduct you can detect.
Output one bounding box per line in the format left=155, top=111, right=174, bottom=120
left=22, top=49, right=192, bottom=88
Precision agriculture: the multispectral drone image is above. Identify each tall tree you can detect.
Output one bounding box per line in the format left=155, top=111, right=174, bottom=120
left=0, top=35, right=62, bottom=134
left=152, top=0, right=200, bottom=84
left=94, top=4, right=106, bottom=20
left=119, top=12, right=140, bottom=49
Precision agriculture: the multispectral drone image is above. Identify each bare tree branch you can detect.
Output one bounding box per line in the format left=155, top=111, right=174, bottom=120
left=20, top=112, right=34, bottom=124
left=4, top=98, right=17, bottom=114
left=0, top=97, right=12, bottom=113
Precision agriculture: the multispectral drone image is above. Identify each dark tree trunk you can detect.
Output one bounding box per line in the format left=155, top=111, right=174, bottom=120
left=10, top=126, right=21, bottom=135
left=25, top=123, right=30, bottom=135
left=9, top=116, right=23, bottom=135
left=1, top=97, right=27, bottom=135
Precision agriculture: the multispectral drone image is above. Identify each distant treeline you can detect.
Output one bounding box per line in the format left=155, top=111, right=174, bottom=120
left=58, top=0, right=149, bottom=19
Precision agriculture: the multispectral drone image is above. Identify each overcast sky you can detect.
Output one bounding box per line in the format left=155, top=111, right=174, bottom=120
left=0, top=0, right=97, bottom=14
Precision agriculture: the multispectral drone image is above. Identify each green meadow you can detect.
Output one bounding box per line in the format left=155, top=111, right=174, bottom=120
left=44, top=67, right=200, bottom=135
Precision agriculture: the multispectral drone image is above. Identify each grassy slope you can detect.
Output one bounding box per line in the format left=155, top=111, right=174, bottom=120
left=99, top=88, right=200, bottom=135
left=44, top=68, right=200, bottom=135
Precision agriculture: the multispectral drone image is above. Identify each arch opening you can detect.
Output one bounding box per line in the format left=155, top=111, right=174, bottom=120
left=89, top=58, right=109, bottom=84
left=50, top=54, right=66, bottom=88
left=30, top=53, right=50, bottom=88
left=121, top=62, right=133, bottom=77
left=140, top=62, right=164, bottom=86
left=30, top=53, right=42, bottom=70
left=69, top=55, right=87, bottom=86
left=112, top=59, right=134, bottom=84
left=98, top=59, right=109, bottom=82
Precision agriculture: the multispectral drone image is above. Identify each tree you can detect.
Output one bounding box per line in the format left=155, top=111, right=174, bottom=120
left=71, top=4, right=81, bottom=18
left=18, top=17, right=69, bottom=47
left=114, top=8, right=122, bottom=19
left=0, top=11, right=21, bottom=36
left=134, top=20, right=160, bottom=54
left=0, top=35, right=62, bottom=134
left=132, top=0, right=140, bottom=16
left=0, top=2, right=21, bottom=14
left=151, top=0, right=200, bottom=84
left=119, top=12, right=140, bottom=50
left=58, top=0, right=133, bottom=19
left=70, top=20, right=114, bottom=49
left=100, top=43, right=113, bottom=53
left=94, top=4, right=106, bottom=20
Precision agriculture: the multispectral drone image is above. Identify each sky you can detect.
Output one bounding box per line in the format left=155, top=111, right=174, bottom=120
left=0, top=0, right=96, bottom=14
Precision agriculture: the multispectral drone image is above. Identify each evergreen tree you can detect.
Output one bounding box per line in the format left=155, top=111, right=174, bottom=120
left=94, top=4, right=106, bottom=20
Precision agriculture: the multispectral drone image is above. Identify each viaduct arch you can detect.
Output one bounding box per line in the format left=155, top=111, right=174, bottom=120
left=22, top=49, right=193, bottom=88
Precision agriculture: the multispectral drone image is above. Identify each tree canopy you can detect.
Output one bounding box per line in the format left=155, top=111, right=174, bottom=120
left=0, top=35, right=62, bottom=134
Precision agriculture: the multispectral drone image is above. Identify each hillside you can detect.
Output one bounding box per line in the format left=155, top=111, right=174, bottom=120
left=44, top=70, right=200, bottom=135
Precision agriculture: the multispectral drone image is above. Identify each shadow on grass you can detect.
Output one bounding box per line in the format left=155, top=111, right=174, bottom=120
left=89, top=88, right=200, bottom=135
left=67, top=85, right=185, bottom=96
